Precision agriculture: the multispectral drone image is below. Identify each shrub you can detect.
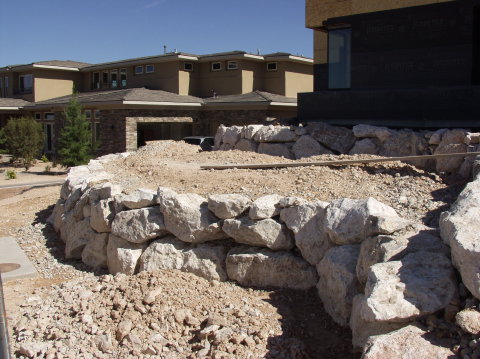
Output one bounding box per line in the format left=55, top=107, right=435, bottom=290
left=3, top=117, right=44, bottom=170
left=41, top=154, right=49, bottom=163
left=44, top=165, right=51, bottom=173
left=6, top=170, right=16, bottom=179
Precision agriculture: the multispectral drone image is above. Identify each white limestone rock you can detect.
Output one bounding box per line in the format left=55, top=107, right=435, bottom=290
left=428, top=128, right=448, bottom=145
left=362, top=324, right=456, bottom=359
left=242, top=124, right=263, bottom=140
left=82, top=232, right=109, bottom=269
left=119, top=188, right=157, bottom=210
left=226, top=246, right=317, bottom=290
left=107, top=234, right=147, bottom=275
left=434, top=129, right=468, bottom=173
left=214, top=125, right=227, bottom=150
left=139, top=236, right=228, bottom=281
left=222, top=126, right=243, bottom=146
left=111, top=206, right=168, bottom=244
left=324, top=198, right=408, bottom=245
left=292, top=135, right=333, bottom=159
left=360, top=251, right=457, bottom=322
left=257, top=143, right=294, bottom=159
left=234, top=139, right=258, bottom=152
left=307, top=122, right=356, bottom=153
left=352, top=124, right=393, bottom=143
left=280, top=201, right=332, bottom=265
left=253, top=125, right=297, bottom=143
left=455, top=308, right=480, bottom=335
left=48, top=199, right=65, bottom=232
left=465, top=132, right=480, bottom=145
left=349, top=138, right=378, bottom=155
left=90, top=199, right=115, bottom=233
left=157, top=187, right=226, bottom=243
left=208, top=194, right=251, bottom=219
left=316, top=245, right=361, bottom=326
left=64, top=218, right=96, bottom=259
left=222, top=217, right=294, bottom=251
left=249, top=194, right=284, bottom=219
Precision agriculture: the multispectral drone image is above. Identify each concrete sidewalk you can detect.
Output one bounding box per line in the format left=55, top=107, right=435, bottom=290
left=0, top=237, right=37, bottom=282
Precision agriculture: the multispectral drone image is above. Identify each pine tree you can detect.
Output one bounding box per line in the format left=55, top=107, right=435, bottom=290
left=57, top=89, right=95, bottom=167
left=3, top=116, right=44, bottom=170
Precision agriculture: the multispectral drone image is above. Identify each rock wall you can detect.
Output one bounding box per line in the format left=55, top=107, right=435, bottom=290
left=48, top=153, right=472, bottom=354
left=214, top=123, right=480, bottom=177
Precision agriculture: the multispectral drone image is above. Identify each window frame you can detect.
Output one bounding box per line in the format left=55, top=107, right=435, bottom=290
left=102, top=71, right=109, bottom=88
left=227, top=61, right=238, bottom=70
left=183, top=62, right=193, bottom=72
left=19, top=74, right=33, bottom=92
left=35, top=112, right=42, bottom=120
left=44, top=112, right=55, bottom=120
left=94, top=110, right=101, bottom=119
left=92, top=72, right=100, bottom=89
left=110, top=69, right=118, bottom=88
left=211, top=62, right=222, bottom=71
left=266, top=62, right=278, bottom=72
left=145, top=64, right=155, bottom=73
left=135, top=65, right=144, bottom=75
left=85, top=110, right=92, bottom=120
left=44, top=122, right=55, bottom=153
left=327, top=27, right=352, bottom=90
left=120, top=68, right=127, bottom=87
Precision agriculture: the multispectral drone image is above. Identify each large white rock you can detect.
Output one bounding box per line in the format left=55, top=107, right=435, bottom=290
left=324, top=198, right=408, bottom=245
left=82, top=233, right=109, bottom=269
left=89, top=182, right=122, bottom=204
left=63, top=218, right=96, bottom=259
left=249, top=194, right=283, bottom=220
left=362, top=325, right=456, bottom=359
left=107, top=235, right=147, bottom=275
left=73, top=189, right=91, bottom=221
left=434, top=129, right=468, bottom=173
left=90, top=199, right=115, bottom=233
left=291, top=135, right=333, bottom=159
left=257, top=143, right=293, bottom=159
left=208, top=194, right=251, bottom=219
left=360, top=251, right=457, bottom=322
left=349, top=138, right=378, bottom=155
left=214, top=125, right=227, bottom=150
left=440, top=179, right=480, bottom=299
left=226, top=246, right=317, bottom=290
left=307, top=122, right=356, bottom=153
left=64, top=185, right=84, bottom=212
left=48, top=199, right=65, bottom=232
left=280, top=201, right=332, bottom=265
left=242, top=125, right=263, bottom=140
left=234, top=139, right=258, bottom=152
left=316, top=245, right=361, bottom=326
left=352, top=124, right=392, bottom=143
left=111, top=207, right=168, bottom=244
left=253, top=125, right=297, bottom=143
left=119, top=189, right=157, bottom=210
left=158, top=187, right=226, bottom=243
left=139, top=236, right=228, bottom=281
left=222, top=126, right=243, bottom=146
left=222, top=217, right=294, bottom=251
left=356, top=229, right=448, bottom=286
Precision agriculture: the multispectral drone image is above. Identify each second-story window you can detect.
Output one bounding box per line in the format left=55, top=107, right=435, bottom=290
left=135, top=66, right=144, bottom=75
left=145, top=64, right=155, bottom=73
left=266, top=62, right=278, bottom=71
left=110, top=70, right=118, bottom=88
left=120, top=68, right=127, bottom=87
left=211, top=62, right=222, bottom=71
left=19, top=74, right=33, bottom=92
left=92, top=72, right=100, bottom=89
left=184, top=63, right=193, bottom=72
left=102, top=71, right=109, bottom=88
left=227, top=61, right=238, bottom=70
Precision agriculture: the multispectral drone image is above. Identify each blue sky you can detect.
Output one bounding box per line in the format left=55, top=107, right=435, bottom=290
left=0, top=0, right=312, bottom=67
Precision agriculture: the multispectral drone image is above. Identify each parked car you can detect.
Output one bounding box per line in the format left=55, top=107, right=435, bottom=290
left=182, top=136, right=215, bottom=151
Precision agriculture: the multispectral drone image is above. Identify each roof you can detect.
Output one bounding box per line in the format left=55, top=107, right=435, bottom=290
left=0, top=60, right=91, bottom=72
left=204, top=91, right=297, bottom=105
left=0, top=98, right=31, bottom=110
left=29, top=88, right=204, bottom=107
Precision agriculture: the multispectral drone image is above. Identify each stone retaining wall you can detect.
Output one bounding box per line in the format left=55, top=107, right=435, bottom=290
left=48, top=153, right=475, bottom=354
left=214, top=122, right=480, bottom=177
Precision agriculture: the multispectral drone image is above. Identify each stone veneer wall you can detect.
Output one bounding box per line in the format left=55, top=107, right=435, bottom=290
left=48, top=152, right=480, bottom=353
left=214, top=122, right=480, bottom=177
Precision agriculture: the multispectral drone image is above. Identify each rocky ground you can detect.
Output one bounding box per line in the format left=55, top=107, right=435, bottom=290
left=1, top=141, right=471, bottom=358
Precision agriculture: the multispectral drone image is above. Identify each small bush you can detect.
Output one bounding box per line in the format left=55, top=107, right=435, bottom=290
left=6, top=170, right=16, bottom=179
left=44, top=165, right=51, bottom=173
left=4, top=117, right=44, bottom=170
left=41, top=154, right=49, bottom=163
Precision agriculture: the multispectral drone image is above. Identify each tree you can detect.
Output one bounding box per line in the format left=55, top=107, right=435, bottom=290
left=3, top=117, right=44, bottom=170
left=57, top=90, right=95, bottom=167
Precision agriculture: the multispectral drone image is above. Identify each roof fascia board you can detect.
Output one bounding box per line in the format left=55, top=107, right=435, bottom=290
left=264, top=55, right=314, bottom=64
left=269, top=101, right=297, bottom=107
left=123, top=101, right=202, bottom=107
left=199, top=54, right=264, bottom=63
left=32, top=64, right=80, bottom=71
left=0, top=106, right=21, bottom=110
left=82, top=55, right=199, bottom=71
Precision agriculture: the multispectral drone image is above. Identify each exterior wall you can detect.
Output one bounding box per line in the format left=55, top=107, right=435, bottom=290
left=196, top=62, right=243, bottom=97
left=240, top=60, right=264, bottom=93
left=178, top=69, right=191, bottom=96
left=33, top=69, right=82, bottom=102
left=262, top=62, right=286, bottom=96
left=306, top=0, right=454, bottom=28
left=284, top=62, right=313, bottom=97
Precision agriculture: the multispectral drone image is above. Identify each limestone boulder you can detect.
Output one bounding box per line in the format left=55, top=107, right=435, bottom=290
left=82, top=233, right=109, bottom=269
left=222, top=126, right=243, bottom=146
left=316, top=245, right=361, bottom=326
left=214, top=125, right=227, bottom=150
left=226, top=246, right=317, bottom=290
left=428, top=128, right=448, bottom=145
left=47, top=199, right=65, bottom=232
left=280, top=201, right=332, bottom=265
left=356, top=229, right=448, bottom=286
left=324, top=198, right=408, bottom=245
left=64, top=185, right=84, bottom=212
left=349, top=138, right=378, bottom=155
left=249, top=194, right=283, bottom=219
left=435, top=143, right=468, bottom=173
left=222, top=217, right=294, bottom=251
left=307, top=122, right=356, bottom=153
left=208, top=194, right=251, bottom=219
left=73, top=189, right=91, bottom=221
left=352, top=124, right=393, bottom=143
left=257, top=143, right=293, bottom=159
left=89, top=182, right=122, bottom=204
left=64, top=218, right=96, bottom=259
left=242, top=125, right=263, bottom=140
left=465, top=132, right=480, bottom=145
left=253, top=125, right=297, bottom=143
left=107, top=235, right=147, bottom=275
left=455, top=308, right=480, bottom=335
left=378, top=130, right=427, bottom=158
left=234, top=139, right=258, bottom=152
left=157, top=187, right=226, bottom=243
left=349, top=294, right=406, bottom=351
left=139, top=236, right=228, bottom=281
left=90, top=199, right=115, bottom=233
left=119, top=189, right=157, bottom=210
left=111, top=207, right=168, bottom=244
left=360, top=251, right=457, bottom=322
left=362, top=325, right=456, bottom=359
left=440, top=179, right=480, bottom=299
left=291, top=135, right=333, bottom=159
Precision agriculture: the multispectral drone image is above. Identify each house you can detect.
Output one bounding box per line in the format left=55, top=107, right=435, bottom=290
left=299, top=0, right=480, bottom=128
left=0, top=51, right=313, bottom=155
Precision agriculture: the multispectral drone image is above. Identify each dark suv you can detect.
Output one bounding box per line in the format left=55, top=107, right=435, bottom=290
left=182, top=136, right=215, bottom=151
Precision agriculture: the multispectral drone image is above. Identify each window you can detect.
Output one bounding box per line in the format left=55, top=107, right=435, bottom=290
left=110, top=70, right=118, bottom=88
left=92, top=72, right=100, bottom=89
left=19, top=74, right=33, bottom=92
left=94, top=110, right=101, bottom=119
left=211, top=62, right=222, bottom=71
left=102, top=71, right=109, bottom=88
left=44, top=123, right=54, bottom=152
left=44, top=112, right=55, bottom=120
left=85, top=110, right=92, bottom=120
left=227, top=61, right=238, bottom=70
left=328, top=28, right=351, bottom=89
left=266, top=62, right=277, bottom=71
left=135, top=66, right=144, bottom=75
left=184, top=63, right=193, bottom=72
left=4, top=76, right=8, bottom=95
left=93, top=122, right=101, bottom=143
left=120, top=68, right=127, bottom=87
left=145, top=64, right=155, bottom=73
left=35, top=112, right=42, bottom=120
